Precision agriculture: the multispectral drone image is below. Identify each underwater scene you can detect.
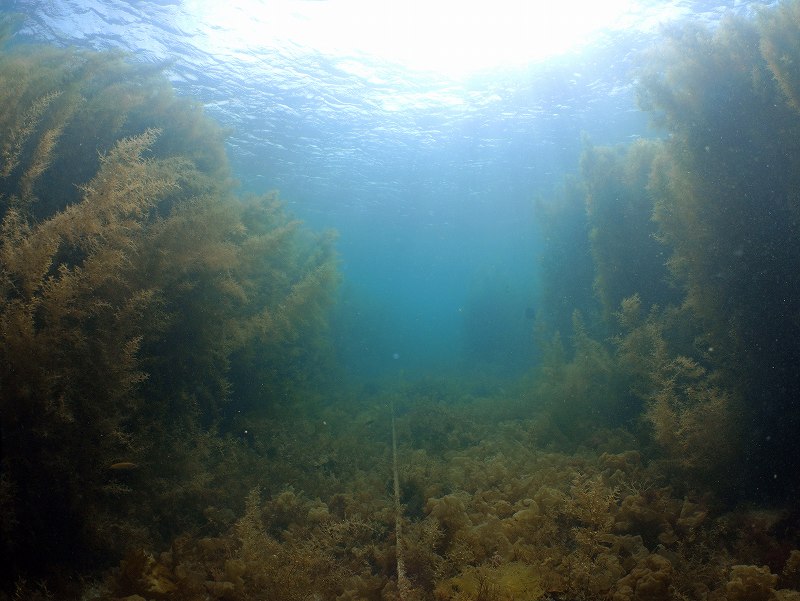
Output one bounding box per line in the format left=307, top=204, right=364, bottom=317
left=4, top=0, right=800, bottom=599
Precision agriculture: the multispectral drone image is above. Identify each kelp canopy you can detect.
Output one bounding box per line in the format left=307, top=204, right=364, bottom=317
left=5, top=2, right=800, bottom=600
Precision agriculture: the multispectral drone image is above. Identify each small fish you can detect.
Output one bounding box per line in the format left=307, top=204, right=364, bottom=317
left=108, top=461, right=138, bottom=471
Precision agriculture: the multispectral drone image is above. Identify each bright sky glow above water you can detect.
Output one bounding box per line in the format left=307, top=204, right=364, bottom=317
left=184, top=0, right=660, bottom=78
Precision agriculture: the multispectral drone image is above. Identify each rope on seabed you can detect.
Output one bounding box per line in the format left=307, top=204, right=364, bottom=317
left=391, top=401, right=411, bottom=600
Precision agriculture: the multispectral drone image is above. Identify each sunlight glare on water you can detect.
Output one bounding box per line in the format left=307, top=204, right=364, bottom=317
left=182, top=0, right=640, bottom=78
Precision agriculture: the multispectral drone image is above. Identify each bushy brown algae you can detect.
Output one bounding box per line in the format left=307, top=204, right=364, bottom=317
left=0, top=28, right=339, bottom=594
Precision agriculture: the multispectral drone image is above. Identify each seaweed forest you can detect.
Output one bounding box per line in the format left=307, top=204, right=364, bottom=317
left=4, top=2, right=800, bottom=600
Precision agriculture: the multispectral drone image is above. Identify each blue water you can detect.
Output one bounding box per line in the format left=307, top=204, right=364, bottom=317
left=4, top=0, right=767, bottom=378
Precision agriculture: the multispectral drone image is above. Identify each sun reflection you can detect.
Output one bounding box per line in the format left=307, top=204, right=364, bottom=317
left=184, top=0, right=639, bottom=78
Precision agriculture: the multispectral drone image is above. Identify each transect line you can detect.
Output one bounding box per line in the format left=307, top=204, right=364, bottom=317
left=391, top=401, right=411, bottom=600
